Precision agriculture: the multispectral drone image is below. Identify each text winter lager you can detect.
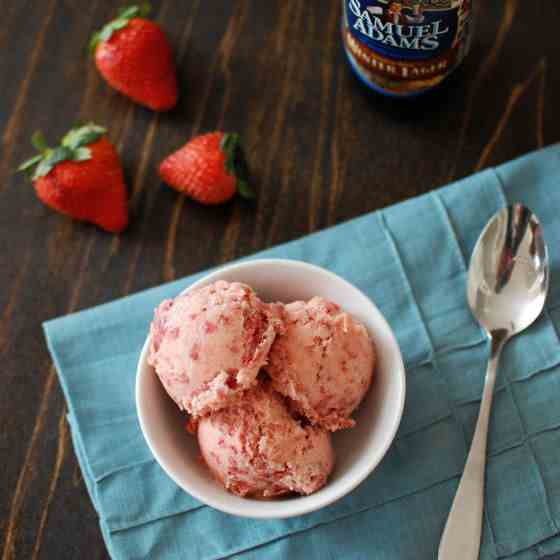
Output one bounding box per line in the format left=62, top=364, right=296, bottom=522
left=342, top=0, right=474, bottom=96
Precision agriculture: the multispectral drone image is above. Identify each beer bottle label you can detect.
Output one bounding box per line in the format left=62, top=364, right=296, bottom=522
left=342, top=0, right=473, bottom=96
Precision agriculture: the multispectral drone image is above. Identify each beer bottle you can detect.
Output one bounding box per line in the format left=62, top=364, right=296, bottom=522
left=342, top=0, right=474, bottom=97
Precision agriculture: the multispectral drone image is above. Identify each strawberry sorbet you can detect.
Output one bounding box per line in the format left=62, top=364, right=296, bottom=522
left=266, top=297, right=375, bottom=431
left=197, top=384, right=334, bottom=497
left=148, top=281, right=282, bottom=418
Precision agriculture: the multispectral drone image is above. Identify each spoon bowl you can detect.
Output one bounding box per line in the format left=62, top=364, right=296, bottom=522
left=467, top=204, right=549, bottom=336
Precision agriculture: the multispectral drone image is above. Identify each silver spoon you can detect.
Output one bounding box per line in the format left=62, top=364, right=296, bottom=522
left=438, top=204, right=549, bottom=559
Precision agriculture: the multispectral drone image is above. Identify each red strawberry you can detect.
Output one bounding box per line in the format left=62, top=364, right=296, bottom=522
left=90, top=3, right=178, bottom=111
left=159, top=132, right=254, bottom=205
left=18, top=124, right=129, bottom=233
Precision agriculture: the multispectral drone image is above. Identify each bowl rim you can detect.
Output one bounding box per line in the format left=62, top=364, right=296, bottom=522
left=135, top=258, right=406, bottom=519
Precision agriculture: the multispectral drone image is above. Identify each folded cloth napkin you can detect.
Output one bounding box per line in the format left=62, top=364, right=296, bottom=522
left=44, top=146, right=560, bottom=560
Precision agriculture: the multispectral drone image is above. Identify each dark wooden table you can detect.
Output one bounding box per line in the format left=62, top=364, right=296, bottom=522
left=1, top=1, right=559, bottom=558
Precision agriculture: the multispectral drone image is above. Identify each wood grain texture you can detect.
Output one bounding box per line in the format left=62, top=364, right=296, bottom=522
left=30, top=411, right=68, bottom=560
left=1, top=1, right=560, bottom=558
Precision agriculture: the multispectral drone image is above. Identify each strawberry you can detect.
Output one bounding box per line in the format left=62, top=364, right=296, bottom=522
left=90, top=3, right=178, bottom=111
left=18, top=124, right=129, bottom=233
left=159, top=132, right=255, bottom=205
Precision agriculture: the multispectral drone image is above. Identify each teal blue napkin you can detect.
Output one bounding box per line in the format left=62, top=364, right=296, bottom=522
left=44, top=146, right=560, bottom=560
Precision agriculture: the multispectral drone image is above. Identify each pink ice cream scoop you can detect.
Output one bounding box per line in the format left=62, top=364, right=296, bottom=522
left=266, top=297, right=375, bottom=431
left=148, top=281, right=282, bottom=418
left=197, top=383, right=334, bottom=497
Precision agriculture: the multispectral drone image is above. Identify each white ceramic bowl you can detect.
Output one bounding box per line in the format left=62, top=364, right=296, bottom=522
left=136, top=259, right=406, bottom=519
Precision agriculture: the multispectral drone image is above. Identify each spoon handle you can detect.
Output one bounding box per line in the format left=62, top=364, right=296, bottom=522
left=438, top=334, right=506, bottom=560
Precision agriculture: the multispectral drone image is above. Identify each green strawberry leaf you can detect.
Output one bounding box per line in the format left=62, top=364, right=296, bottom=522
left=116, top=16, right=132, bottom=24
left=237, top=179, right=255, bottom=200
left=91, top=18, right=128, bottom=53
left=118, top=2, right=151, bottom=19
left=73, top=147, right=92, bottom=161
left=117, top=6, right=138, bottom=18
left=99, top=22, right=117, bottom=42
left=33, top=152, right=53, bottom=179
left=221, top=133, right=255, bottom=200
left=17, top=154, right=43, bottom=174
left=19, top=126, right=99, bottom=181
left=90, top=3, right=151, bottom=54
left=62, top=123, right=106, bottom=150
left=31, top=131, right=49, bottom=152
left=89, top=31, right=102, bottom=54
left=33, top=146, right=73, bottom=180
